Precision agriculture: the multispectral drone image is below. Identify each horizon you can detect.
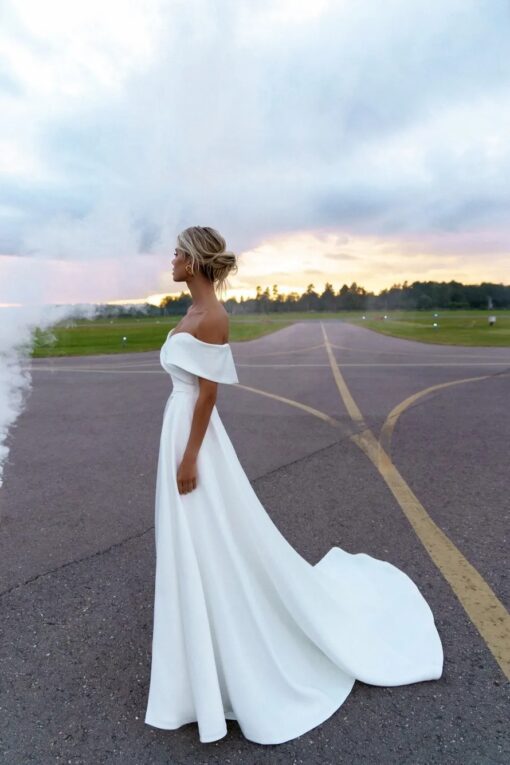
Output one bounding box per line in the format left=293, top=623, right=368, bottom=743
left=1, top=275, right=508, bottom=311
left=1, top=2, right=509, bottom=309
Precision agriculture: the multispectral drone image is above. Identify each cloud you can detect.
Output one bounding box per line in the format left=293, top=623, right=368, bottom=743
left=323, top=252, right=359, bottom=261
left=0, top=0, right=508, bottom=299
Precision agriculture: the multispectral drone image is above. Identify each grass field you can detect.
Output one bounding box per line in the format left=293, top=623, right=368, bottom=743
left=342, top=309, right=510, bottom=348
left=31, top=309, right=510, bottom=357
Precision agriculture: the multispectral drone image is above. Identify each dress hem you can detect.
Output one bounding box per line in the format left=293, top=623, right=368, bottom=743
left=144, top=677, right=356, bottom=745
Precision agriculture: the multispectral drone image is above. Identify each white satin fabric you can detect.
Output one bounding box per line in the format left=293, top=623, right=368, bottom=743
left=144, top=329, right=443, bottom=744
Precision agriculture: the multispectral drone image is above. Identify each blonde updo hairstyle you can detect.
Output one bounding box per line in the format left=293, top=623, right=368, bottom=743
left=177, top=226, right=238, bottom=298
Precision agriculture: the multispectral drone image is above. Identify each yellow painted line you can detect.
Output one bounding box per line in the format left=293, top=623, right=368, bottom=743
left=232, top=383, right=348, bottom=432
left=379, top=374, right=500, bottom=456
left=26, top=365, right=351, bottom=436
left=355, top=428, right=510, bottom=681
left=322, top=332, right=368, bottom=428
left=24, top=364, right=347, bottom=429
left=321, top=322, right=510, bottom=680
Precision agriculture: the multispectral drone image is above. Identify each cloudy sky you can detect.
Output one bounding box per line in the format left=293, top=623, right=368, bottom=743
left=1, top=0, right=509, bottom=307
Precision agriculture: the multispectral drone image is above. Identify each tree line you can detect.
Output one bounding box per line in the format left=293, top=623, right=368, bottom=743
left=95, top=279, right=509, bottom=318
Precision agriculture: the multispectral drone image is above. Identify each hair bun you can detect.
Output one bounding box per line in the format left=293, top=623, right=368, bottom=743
left=177, top=225, right=237, bottom=296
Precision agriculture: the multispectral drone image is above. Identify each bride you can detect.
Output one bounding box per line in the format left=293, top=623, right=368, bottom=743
left=144, top=225, right=444, bottom=745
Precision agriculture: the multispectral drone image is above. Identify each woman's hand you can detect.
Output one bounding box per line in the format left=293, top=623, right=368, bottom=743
left=176, top=455, right=198, bottom=495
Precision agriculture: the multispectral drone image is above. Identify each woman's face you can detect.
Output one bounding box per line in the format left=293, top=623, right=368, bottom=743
left=171, top=247, right=191, bottom=282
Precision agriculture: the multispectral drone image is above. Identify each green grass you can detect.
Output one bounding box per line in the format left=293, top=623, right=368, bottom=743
left=341, top=309, right=510, bottom=347
left=31, top=316, right=297, bottom=357
left=30, top=309, right=510, bottom=357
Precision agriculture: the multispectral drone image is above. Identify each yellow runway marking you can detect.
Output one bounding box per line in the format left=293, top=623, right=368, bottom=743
left=229, top=383, right=348, bottom=432
left=27, top=331, right=510, bottom=677
left=379, top=374, right=502, bottom=456
left=321, top=323, right=510, bottom=680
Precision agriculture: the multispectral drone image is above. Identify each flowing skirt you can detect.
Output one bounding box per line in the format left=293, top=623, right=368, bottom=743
left=144, top=391, right=443, bottom=744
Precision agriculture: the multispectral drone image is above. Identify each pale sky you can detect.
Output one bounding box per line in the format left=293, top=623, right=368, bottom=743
left=1, top=0, right=509, bottom=307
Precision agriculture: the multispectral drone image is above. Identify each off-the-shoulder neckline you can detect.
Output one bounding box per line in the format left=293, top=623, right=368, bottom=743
left=168, top=328, right=229, bottom=348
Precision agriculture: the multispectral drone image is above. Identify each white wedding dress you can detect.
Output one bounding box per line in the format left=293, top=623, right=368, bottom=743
left=144, top=328, right=443, bottom=745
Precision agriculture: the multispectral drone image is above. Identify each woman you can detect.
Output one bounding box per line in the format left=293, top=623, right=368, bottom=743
left=144, top=225, right=443, bottom=745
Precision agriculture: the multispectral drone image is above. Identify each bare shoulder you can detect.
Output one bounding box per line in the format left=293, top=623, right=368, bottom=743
left=196, top=307, right=230, bottom=345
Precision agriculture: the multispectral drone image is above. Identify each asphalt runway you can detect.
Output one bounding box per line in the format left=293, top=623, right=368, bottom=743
left=1, top=319, right=509, bottom=764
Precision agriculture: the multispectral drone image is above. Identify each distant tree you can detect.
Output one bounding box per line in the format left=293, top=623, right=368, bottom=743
left=149, top=276, right=510, bottom=318
left=320, top=282, right=336, bottom=312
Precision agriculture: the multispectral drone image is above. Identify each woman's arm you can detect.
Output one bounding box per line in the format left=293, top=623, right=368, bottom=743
left=177, top=378, right=218, bottom=495
left=184, top=381, right=218, bottom=464
left=177, top=377, right=218, bottom=494
left=176, top=316, right=228, bottom=495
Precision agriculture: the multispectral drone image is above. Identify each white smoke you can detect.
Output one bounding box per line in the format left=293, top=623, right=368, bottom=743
left=0, top=302, right=98, bottom=488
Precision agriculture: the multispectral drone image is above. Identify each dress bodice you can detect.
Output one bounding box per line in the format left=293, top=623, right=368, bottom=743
left=160, top=328, right=239, bottom=394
